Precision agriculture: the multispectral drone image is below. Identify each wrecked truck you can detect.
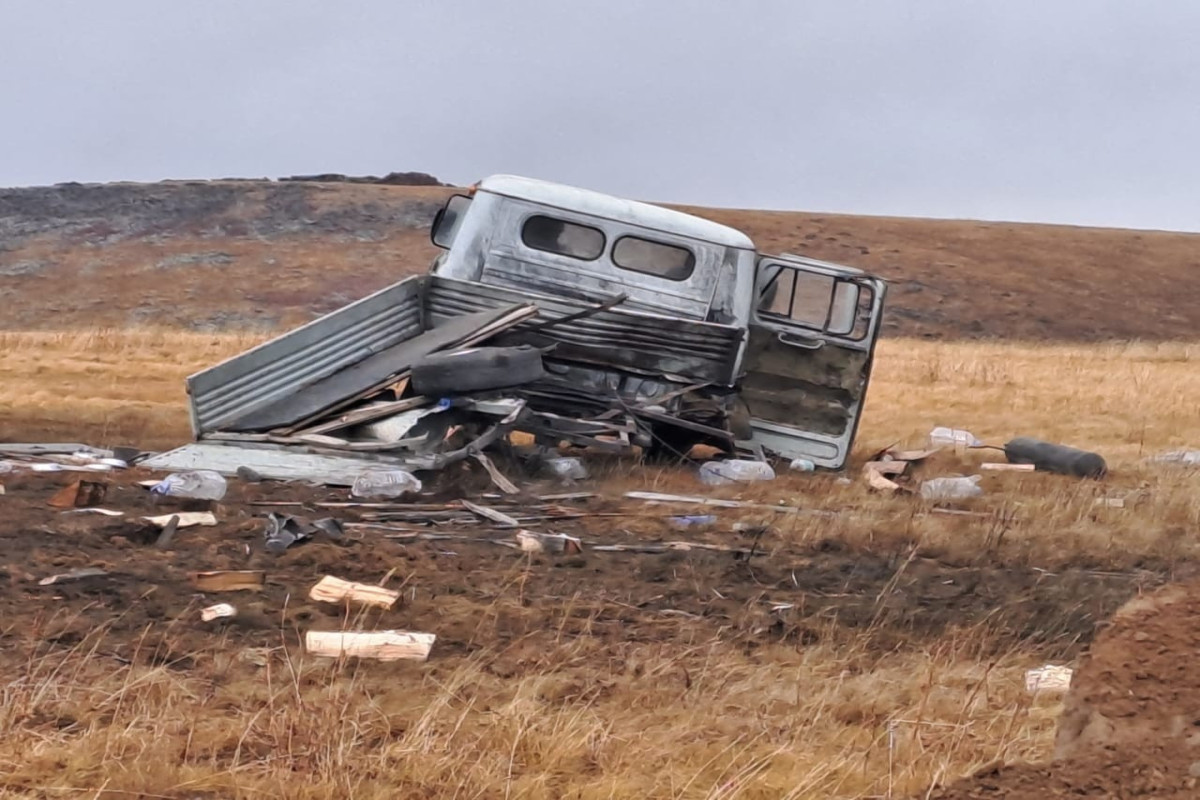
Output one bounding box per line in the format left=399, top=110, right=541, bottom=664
left=144, top=175, right=887, bottom=483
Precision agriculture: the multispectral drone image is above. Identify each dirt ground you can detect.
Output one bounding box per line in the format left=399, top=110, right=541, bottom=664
left=0, top=464, right=1160, bottom=671
left=927, top=581, right=1200, bottom=798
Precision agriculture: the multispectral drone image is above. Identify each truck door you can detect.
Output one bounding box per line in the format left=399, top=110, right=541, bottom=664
left=740, top=256, right=886, bottom=469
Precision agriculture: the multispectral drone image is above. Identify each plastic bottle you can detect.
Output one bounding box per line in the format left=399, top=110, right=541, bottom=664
left=350, top=470, right=423, bottom=499
left=150, top=470, right=228, bottom=500
left=789, top=458, right=816, bottom=472
left=919, top=475, right=984, bottom=501
left=699, top=459, right=776, bottom=485
left=929, top=427, right=982, bottom=449
left=545, top=457, right=589, bottom=481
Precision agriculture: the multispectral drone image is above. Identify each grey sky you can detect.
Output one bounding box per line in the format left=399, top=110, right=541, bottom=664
left=4, top=1, right=1199, bottom=231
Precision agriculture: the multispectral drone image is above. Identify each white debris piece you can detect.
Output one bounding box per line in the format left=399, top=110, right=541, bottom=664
left=920, top=475, right=984, bottom=501
left=699, top=459, right=776, bottom=485
left=1025, top=664, right=1073, bottom=693
left=351, top=470, right=422, bottom=499
left=200, top=603, right=237, bottom=622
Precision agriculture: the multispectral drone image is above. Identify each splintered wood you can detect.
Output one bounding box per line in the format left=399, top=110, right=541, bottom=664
left=305, top=631, right=435, bottom=662
left=309, top=575, right=400, bottom=609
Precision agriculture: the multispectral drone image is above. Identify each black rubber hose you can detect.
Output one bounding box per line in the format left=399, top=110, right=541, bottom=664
left=1004, top=437, right=1107, bottom=478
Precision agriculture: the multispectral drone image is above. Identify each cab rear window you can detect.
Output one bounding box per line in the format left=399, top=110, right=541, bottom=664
left=612, top=236, right=695, bottom=281
left=521, top=215, right=605, bottom=261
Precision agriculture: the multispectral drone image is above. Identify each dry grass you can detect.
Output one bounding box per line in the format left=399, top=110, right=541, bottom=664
left=1, top=333, right=1199, bottom=798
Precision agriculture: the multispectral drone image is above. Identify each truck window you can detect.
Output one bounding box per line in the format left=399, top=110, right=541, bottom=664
left=612, top=236, right=695, bottom=281
left=521, top=215, right=605, bottom=261
left=760, top=267, right=869, bottom=338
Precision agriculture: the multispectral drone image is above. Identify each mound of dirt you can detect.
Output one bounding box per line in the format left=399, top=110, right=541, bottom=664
left=925, top=581, right=1200, bottom=798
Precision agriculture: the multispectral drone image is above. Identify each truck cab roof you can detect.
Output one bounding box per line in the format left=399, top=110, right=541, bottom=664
left=476, top=174, right=755, bottom=251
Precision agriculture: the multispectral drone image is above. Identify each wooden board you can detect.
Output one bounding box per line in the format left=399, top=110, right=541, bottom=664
left=190, top=570, right=266, bottom=592
left=308, top=575, right=400, bottom=609
left=305, top=630, right=435, bottom=661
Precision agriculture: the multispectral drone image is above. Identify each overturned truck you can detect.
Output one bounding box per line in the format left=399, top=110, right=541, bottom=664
left=145, top=175, right=887, bottom=484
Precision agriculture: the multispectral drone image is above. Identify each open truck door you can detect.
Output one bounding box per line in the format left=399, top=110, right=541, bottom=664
left=740, top=255, right=886, bottom=469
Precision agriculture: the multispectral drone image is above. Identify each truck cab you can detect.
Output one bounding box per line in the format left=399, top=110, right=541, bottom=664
left=429, top=175, right=886, bottom=468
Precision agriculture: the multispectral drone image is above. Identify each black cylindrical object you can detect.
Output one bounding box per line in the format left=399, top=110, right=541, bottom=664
left=1004, top=437, right=1107, bottom=478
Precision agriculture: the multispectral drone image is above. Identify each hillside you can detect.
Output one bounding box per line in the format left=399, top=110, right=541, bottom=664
left=2, top=178, right=1198, bottom=339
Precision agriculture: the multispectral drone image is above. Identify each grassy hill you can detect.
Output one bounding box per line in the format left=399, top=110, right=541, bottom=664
left=2, top=178, right=1197, bottom=340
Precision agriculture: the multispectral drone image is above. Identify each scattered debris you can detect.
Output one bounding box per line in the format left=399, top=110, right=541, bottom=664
left=1095, top=497, right=1126, bottom=508
left=789, top=458, right=816, bottom=472
left=153, top=515, right=180, bottom=549
left=263, top=513, right=344, bottom=553
left=38, top=567, right=109, bottom=586
left=305, top=630, right=436, bottom=662
left=142, top=512, right=218, bottom=529
left=200, top=603, right=237, bottom=622
left=150, top=470, right=228, bottom=500
left=698, top=459, right=776, bottom=485
left=1004, top=437, right=1107, bottom=478
left=919, top=475, right=984, bottom=501
left=309, top=575, right=400, bottom=609
left=190, top=570, right=266, bottom=592
left=47, top=479, right=108, bottom=509
left=1025, top=664, right=1073, bottom=693
left=1150, top=450, right=1200, bottom=467
left=864, top=465, right=905, bottom=493
left=625, top=490, right=832, bottom=517
left=350, top=469, right=423, bottom=499
left=515, top=530, right=583, bottom=554
left=670, top=515, right=717, bottom=528
left=544, top=456, right=589, bottom=481
left=461, top=500, right=520, bottom=528
left=929, top=427, right=982, bottom=449
left=61, top=507, right=124, bottom=516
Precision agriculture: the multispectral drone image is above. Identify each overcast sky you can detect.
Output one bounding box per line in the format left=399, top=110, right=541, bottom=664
left=4, top=1, right=1199, bottom=231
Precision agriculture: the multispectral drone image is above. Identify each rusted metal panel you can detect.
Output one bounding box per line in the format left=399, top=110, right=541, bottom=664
left=426, top=276, right=742, bottom=385
left=186, top=276, right=425, bottom=435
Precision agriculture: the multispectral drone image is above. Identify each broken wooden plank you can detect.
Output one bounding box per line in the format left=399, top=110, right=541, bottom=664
left=461, top=500, right=520, bottom=527
left=305, top=630, right=435, bottom=662
left=624, top=491, right=834, bottom=517
left=190, top=570, right=266, bottom=592
left=863, top=461, right=907, bottom=476
left=981, top=462, right=1036, bottom=472
left=308, top=575, right=400, bottom=609
left=471, top=452, right=520, bottom=494
left=142, top=512, right=217, bottom=529
left=297, top=396, right=432, bottom=437
left=200, top=603, right=237, bottom=622
left=38, top=568, right=108, bottom=586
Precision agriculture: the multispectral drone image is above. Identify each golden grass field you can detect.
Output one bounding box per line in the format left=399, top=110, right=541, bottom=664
left=1, top=332, right=1198, bottom=799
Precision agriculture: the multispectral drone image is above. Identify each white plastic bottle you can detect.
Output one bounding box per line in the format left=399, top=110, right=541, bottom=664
left=351, top=470, right=423, bottom=499
left=151, top=470, right=228, bottom=500
left=929, top=427, right=982, bottom=449
left=919, top=475, right=984, bottom=501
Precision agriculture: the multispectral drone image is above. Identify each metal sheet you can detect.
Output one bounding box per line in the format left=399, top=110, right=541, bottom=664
left=222, top=305, right=528, bottom=432
left=426, top=276, right=742, bottom=384
left=140, top=442, right=403, bottom=486
left=186, top=276, right=426, bottom=435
